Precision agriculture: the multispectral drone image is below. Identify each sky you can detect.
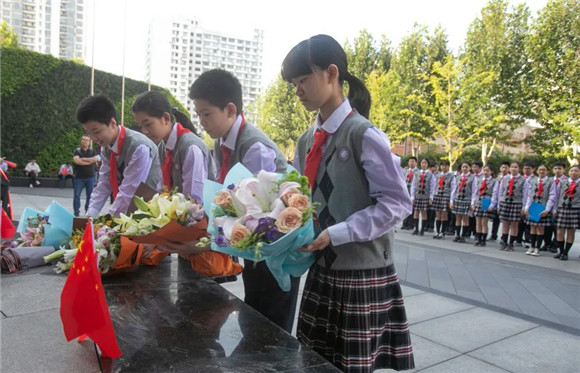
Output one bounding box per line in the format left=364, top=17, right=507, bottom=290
left=86, top=0, right=549, bottom=89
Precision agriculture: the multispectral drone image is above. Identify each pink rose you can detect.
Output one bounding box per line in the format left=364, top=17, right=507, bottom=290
left=275, top=207, right=303, bottom=233
left=281, top=189, right=300, bottom=206
left=214, top=191, right=232, bottom=208
left=287, top=194, right=310, bottom=212
left=230, top=223, right=251, bottom=246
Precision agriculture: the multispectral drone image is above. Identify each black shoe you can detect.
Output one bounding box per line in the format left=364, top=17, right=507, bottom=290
left=420, top=230, right=425, bottom=236
left=458, top=237, right=466, bottom=243
left=506, top=244, right=514, bottom=251
left=480, top=241, right=486, bottom=247
left=433, top=233, right=440, bottom=239
left=560, top=254, right=568, bottom=261
left=426, top=228, right=434, bottom=233
left=453, top=236, right=460, bottom=242
left=553, top=253, right=562, bottom=259
left=412, top=230, right=419, bottom=235
left=489, top=236, right=497, bottom=241
left=474, top=241, right=481, bottom=247
left=539, top=245, right=548, bottom=252
left=548, top=247, right=558, bottom=253
left=500, top=241, right=508, bottom=250
left=74, top=211, right=80, bottom=217
left=439, top=233, right=446, bottom=239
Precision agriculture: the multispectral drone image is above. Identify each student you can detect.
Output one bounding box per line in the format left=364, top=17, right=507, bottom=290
left=76, top=95, right=161, bottom=218
left=410, top=158, right=436, bottom=235
left=524, top=164, right=552, bottom=256
left=469, top=161, right=484, bottom=239
left=490, top=162, right=510, bottom=241
left=450, top=161, right=475, bottom=243
left=546, top=164, right=580, bottom=261
left=282, top=34, right=414, bottom=372
left=402, top=157, right=418, bottom=230
left=492, top=162, right=529, bottom=251
left=471, top=164, right=496, bottom=247
left=188, top=69, right=298, bottom=333
left=543, top=162, right=567, bottom=252
left=433, top=160, right=455, bottom=239
left=427, top=161, right=439, bottom=232
left=518, top=161, right=537, bottom=246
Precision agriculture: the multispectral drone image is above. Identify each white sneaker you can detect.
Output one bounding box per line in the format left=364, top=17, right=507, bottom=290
left=525, top=248, right=534, bottom=255
left=531, top=248, right=540, bottom=256
left=35, top=180, right=40, bottom=185
left=29, top=184, right=33, bottom=188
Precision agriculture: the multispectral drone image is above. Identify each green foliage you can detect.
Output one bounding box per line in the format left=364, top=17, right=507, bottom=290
left=1, top=47, right=180, bottom=175
left=0, top=21, right=18, bottom=48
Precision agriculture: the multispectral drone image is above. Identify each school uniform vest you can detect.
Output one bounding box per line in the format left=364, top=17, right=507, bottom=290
left=296, top=112, right=393, bottom=271
left=529, top=176, right=553, bottom=206
left=413, top=170, right=433, bottom=200
left=159, top=131, right=216, bottom=193
left=436, top=172, right=454, bottom=198
left=405, top=168, right=418, bottom=193
left=558, top=179, right=580, bottom=208
left=500, top=174, right=526, bottom=204
left=476, top=176, right=496, bottom=201
left=102, top=127, right=161, bottom=191
left=213, top=122, right=287, bottom=173
left=454, top=173, right=475, bottom=203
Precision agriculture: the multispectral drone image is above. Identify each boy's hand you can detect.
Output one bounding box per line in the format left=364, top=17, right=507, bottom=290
left=299, top=229, right=330, bottom=252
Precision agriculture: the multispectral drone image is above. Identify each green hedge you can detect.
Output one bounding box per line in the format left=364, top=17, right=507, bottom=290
left=1, top=47, right=188, bottom=175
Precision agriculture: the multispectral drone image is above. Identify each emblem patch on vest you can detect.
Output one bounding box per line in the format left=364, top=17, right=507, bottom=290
left=338, top=147, right=350, bottom=162
left=174, top=164, right=180, bottom=170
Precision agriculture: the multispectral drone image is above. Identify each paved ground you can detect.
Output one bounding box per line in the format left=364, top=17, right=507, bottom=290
left=3, top=187, right=580, bottom=372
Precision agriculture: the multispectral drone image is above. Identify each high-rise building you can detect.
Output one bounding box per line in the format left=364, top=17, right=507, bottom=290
left=146, top=17, right=264, bottom=126
left=1, top=0, right=85, bottom=60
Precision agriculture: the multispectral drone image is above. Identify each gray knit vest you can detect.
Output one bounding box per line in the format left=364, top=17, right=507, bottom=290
left=436, top=172, right=454, bottom=198
left=213, top=122, right=287, bottom=174
left=454, top=173, right=475, bottom=203
left=159, top=131, right=216, bottom=194
left=558, top=179, right=580, bottom=208
left=500, top=175, right=526, bottom=203
left=413, top=170, right=434, bottom=200
left=296, top=112, right=394, bottom=270
left=475, top=177, right=496, bottom=202
left=102, top=127, right=161, bottom=191
left=529, top=177, right=553, bottom=206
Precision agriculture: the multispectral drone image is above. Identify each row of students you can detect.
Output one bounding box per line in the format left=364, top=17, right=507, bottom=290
left=76, top=34, right=415, bottom=372
left=403, top=158, right=579, bottom=260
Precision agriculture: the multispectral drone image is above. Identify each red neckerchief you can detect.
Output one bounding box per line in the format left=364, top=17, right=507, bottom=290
left=479, top=178, right=488, bottom=196
left=219, top=113, right=246, bottom=184
left=537, top=178, right=544, bottom=197
left=420, top=170, right=426, bottom=189
left=458, top=173, right=470, bottom=192
left=565, top=180, right=577, bottom=201
left=162, top=123, right=191, bottom=190
left=438, top=173, right=445, bottom=190
left=508, top=174, right=518, bottom=197
left=109, top=126, right=126, bottom=199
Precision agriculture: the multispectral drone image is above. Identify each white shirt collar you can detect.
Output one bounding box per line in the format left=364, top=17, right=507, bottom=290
left=165, top=123, right=178, bottom=151
left=111, top=126, right=124, bottom=153
left=220, top=114, right=243, bottom=151
left=315, top=99, right=352, bottom=134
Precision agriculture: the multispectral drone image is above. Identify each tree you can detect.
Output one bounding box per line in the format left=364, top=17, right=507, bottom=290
left=344, top=29, right=381, bottom=81
left=254, top=75, right=315, bottom=160
left=526, top=0, right=580, bottom=165
left=462, top=0, right=533, bottom=163
left=0, top=21, right=18, bottom=48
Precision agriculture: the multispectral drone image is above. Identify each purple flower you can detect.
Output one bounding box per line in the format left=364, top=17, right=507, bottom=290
left=255, top=218, right=275, bottom=235
left=265, top=227, right=284, bottom=242
left=215, top=235, right=228, bottom=247
left=227, top=184, right=235, bottom=190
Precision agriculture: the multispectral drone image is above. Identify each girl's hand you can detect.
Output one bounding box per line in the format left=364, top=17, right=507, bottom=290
left=470, top=205, right=475, bottom=211
left=487, top=205, right=494, bottom=212
left=429, top=199, right=433, bottom=206
left=162, top=240, right=211, bottom=256
left=524, top=209, right=529, bottom=217
left=520, top=210, right=527, bottom=217
left=449, top=203, right=454, bottom=210
left=299, top=229, right=331, bottom=252
left=540, top=210, right=549, bottom=217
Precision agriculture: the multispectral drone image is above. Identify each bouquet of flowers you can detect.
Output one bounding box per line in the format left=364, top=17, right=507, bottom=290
left=202, top=163, right=316, bottom=291
left=14, top=214, right=48, bottom=247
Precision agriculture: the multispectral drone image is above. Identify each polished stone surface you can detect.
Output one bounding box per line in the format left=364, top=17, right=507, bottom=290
left=100, top=257, right=340, bottom=372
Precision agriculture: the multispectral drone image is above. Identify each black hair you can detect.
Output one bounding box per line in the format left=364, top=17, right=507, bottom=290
left=473, top=161, right=483, bottom=168
left=501, top=161, right=511, bottom=167
left=537, top=164, right=548, bottom=170
left=440, top=160, right=450, bottom=166
left=523, top=160, right=536, bottom=168
left=408, top=156, right=417, bottom=162
left=420, top=157, right=430, bottom=165
left=132, top=91, right=199, bottom=135
left=281, top=34, right=371, bottom=119
left=430, top=161, right=438, bottom=167
left=189, top=69, right=243, bottom=115
left=461, top=161, right=472, bottom=167
left=570, top=164, right=580, bottom=171
left=76, top=94, right=117, bottom=125
left=553, top=162, right=566, bottom=168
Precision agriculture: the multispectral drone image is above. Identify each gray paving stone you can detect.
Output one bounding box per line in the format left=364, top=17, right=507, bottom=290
left=404, top=293, right=474, bottom=325
left=419, top=355, right=510, bottom=372
left=425, top=251, right=456, bottom=294
left=1, top=309, right=101, bottom=373
left=469, top=326, right=580, bottom=373
left=400, top=285, right=425, bottom=298
left=539, top=277, right=580, bottom=314
left=1, top=271, right=66, bottom=316
left=406, top=248, right=430, bottom=287
left=465, top=261, right=520, bottom=311
left=410, top=307, right=537, bottom=353
left=408, top=333, right=461, bottom=371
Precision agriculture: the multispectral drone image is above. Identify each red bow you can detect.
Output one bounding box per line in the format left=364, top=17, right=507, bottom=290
left=420, top=171, right=425, bottom=189
left=537, top=179, right=543, bottom=197
left=458, top=175, right=467, bottom=192
left=508, top=176, right=516, bottom=197
left=479, top=179, right=487, bottom=196
left=439, top=174, right=444, bottom=190
left=565, top=181, right=577, bottom=201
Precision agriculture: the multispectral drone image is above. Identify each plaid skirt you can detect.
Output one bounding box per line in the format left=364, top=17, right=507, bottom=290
left=474, top=203, right=494, bottom=219
left=500, top=201, right=523, bottom=222
left=556, top=207, right=580, bottom=229
left=433, top=194, right=449, bottom=212
left=413, top=198, right=429, bottom=212
left=453, top=199, right=471, bottom=216
left=297, top=264, right=415, bottom=372
left=529, top=215, right=552, bottom=227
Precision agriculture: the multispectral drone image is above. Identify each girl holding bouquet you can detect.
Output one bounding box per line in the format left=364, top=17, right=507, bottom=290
left=282, top=34, right=414, bottom=372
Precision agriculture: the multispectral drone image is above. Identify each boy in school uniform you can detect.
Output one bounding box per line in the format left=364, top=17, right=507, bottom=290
left=188, top=69, right=298, bottom=333
left=490, top=162, right=510, bottom=241
left=518, top=161, right=537, bottom=247
left=426, top=161, right=439, bottom=232
left=543, top=162, right=567, bottom=252
left=468, top=161, right=484, bottom=239
left=402, top=157, right=418, bottom=230
left=76, top=95, right=161, bottom=218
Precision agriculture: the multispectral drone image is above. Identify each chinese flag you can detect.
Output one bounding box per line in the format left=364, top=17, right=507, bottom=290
left=60, top=222, right=122, bottom=358
left=1, top=209, right=16, bottom=239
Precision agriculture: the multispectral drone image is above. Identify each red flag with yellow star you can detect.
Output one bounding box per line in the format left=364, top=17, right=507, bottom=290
left=1, top=208, right=16, bottom=239
left=60, top=221, right=121, bottom=358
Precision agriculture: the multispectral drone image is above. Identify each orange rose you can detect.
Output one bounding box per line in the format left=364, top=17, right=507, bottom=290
left=275, top=207, right=303, bottom=233
left=230, top=223, right=251, bottom=246
left=214, top=191, right=232, bottom=208
left=287, top=194, right=309, bottom=212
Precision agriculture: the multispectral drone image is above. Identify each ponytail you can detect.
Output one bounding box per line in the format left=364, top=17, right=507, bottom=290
left=344, top=72, right=371, bottom=119
left=172, top=108, right=199, bottom=136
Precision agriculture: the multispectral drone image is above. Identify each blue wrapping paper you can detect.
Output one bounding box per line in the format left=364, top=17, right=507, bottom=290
left=481, top=198, right=492, bottom=212
left=16, top=201, right=74, bottom=248
left=528, top=202, right=546, bottom=223
left=203, top=163, right=315, bottom=291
